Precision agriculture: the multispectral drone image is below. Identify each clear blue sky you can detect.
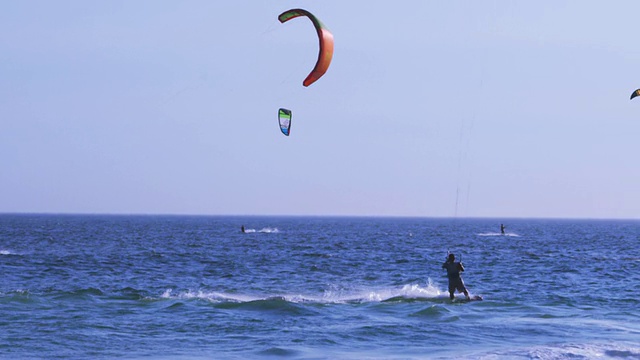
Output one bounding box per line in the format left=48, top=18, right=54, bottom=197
left=1, top=1, right=639, bottom=218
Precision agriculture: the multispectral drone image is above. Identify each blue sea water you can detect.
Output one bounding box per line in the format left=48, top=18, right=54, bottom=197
left=1, top=214, right=639, bottom=359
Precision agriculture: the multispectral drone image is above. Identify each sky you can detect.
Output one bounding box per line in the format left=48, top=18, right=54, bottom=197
left=1, top=1, right=639, bottom=219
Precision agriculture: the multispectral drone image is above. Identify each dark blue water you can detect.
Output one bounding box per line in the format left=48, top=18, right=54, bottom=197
left=1, top=215, right=639, bottom=359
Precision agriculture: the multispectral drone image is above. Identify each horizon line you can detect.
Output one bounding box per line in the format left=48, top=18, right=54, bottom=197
left=0, top=211, right=637, bottom=221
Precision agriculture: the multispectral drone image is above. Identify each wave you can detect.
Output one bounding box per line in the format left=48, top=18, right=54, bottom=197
left=217, top=297, right=318, bottom=316
left=53, top=287, right=104, bottom=300
left=2, top=287, right=111, bottom=304
left=0, top=289, right=30, bottom=297
left=242, top=227, right=279, bottom=234
left=158, top=290, right=316, bottom=315
left=155, top=281, right=458, bottom=306
left=0, top=249, right=20, bottom=256
left=159, top=289, right=257, bottom=302
left=463, top=341, right=640, bottom=360
left=477, top=232, right=520, bottom=237
left=112, top=287, right=148, bottom=300
left=345, top=283, right=446, bottom=303
left=257, top=347, right=301, bottom=357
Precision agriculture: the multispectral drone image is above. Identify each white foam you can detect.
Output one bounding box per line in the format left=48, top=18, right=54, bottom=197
left=305, top=281, right=449, bottom=304
left=159, top=289, right=259, bottom=303
left=242, top=227, right=279, bottom=234
left=477, top=232, right=520, bottom=237
left=156, top=280, right=447, bottom=305
left=365, top=282, right=443, bottom=301
left=0, top=249, right=19, bottom=255
left=469, top=342, right=640, bottom=360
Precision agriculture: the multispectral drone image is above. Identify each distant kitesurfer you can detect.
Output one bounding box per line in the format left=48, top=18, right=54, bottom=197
left=241, top=225, right=245, bottom=233
left=442, top=253, right=470, bottom=300
left=500, top=224, right=505, bottom=235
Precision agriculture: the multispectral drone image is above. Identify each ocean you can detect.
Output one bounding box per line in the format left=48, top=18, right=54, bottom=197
left=1, top=214, right=639, bottom=359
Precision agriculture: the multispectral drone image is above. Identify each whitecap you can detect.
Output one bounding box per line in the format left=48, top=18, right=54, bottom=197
left=154, top=280, right=449, bottom=305
left=477, top=232, right=520, bottom=237
left=318, top=279, right=446, bottom=304
left=242, top=228, right=279, bottom=234
left=159, top=288, right=259, bottom=303
left=464, top=341, right=640, bottom=360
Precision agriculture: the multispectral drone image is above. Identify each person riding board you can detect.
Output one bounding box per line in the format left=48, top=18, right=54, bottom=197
left=500, top=224, right=506, bottom=235
left=442, top=253, right=470, bottom=300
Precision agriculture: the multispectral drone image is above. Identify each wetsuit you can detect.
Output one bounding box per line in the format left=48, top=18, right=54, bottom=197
left=442, top=261, right=467, bottom=294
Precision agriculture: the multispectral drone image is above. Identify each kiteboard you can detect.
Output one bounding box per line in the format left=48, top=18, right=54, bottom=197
left=453, top=295, right=483, bottom=303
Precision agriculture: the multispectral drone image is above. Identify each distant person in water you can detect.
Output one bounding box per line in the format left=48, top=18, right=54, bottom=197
left=442, top=253, right=470, bottom=300
left=241, top=225, right=245, bottom=233
left=500, top=224, right=506, bottom=235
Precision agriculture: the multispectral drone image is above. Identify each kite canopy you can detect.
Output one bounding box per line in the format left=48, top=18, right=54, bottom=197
left=278, top=8, right=334, bottom=87
left=278, top=108, right=292, bottom=136
left=631, top=89, right=640, bottom=100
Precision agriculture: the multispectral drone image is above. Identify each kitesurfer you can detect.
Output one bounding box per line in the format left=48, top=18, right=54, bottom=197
left=241, top=225, right=245, bottom=233
left=500, top=224, right=506, bottom=235
left=442, top=253, right=470, bottom=300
